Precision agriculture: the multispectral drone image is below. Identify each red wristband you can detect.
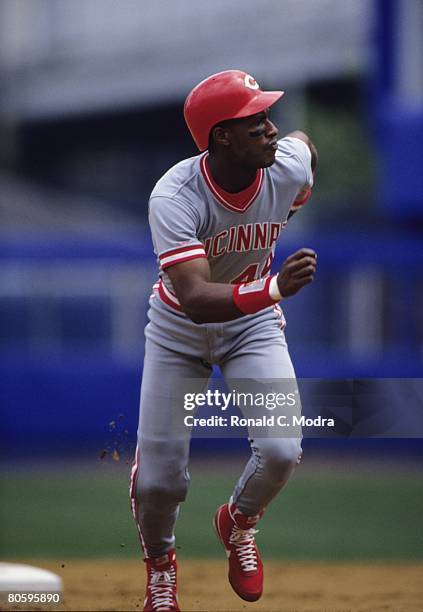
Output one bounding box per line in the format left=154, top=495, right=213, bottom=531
left=233, top=276, right=279, bottom=315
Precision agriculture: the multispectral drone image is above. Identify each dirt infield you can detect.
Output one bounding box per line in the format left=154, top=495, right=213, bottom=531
left=3, top=560, right=423, bottom=612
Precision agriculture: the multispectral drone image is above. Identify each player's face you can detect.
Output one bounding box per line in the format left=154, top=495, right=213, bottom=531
left=228, top=110, right=279, bottom=168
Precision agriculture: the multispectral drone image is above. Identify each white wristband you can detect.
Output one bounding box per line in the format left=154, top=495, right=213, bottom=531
left=269, top=274, right=282, bottom=301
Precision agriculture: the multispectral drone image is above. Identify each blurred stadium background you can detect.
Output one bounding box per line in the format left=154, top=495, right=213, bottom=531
left=1, top=0, right=423, bottom=572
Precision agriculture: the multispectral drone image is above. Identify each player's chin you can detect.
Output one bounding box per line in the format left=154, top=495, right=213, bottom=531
left=260, top=150, right=277, bottom=168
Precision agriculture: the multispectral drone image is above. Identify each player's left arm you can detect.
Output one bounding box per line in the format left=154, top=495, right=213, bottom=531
left=286, top=130, right=318, bottom=174
left=284, top=130, right=318, bottom=219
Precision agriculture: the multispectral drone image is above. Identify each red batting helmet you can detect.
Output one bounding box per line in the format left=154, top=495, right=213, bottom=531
left=184, top=70, right=284, bottom=151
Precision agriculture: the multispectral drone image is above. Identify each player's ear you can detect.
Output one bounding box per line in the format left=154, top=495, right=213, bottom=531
left=211, top=125, right=231, bottom=148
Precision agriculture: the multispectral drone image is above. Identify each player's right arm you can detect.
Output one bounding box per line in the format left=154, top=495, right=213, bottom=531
left=166, top=249, right=317, bottom=324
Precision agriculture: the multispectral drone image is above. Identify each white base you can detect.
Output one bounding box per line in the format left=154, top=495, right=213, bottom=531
left=0, top=563, right=63, bottom=592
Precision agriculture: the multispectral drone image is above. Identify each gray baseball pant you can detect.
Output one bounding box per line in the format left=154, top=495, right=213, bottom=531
left=130, top=293, right=302, bottom=558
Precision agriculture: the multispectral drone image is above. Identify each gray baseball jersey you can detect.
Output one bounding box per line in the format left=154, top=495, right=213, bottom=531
left=149, top=137, right=313, bottom=310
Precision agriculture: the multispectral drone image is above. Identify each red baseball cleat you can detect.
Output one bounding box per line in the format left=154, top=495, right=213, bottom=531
left=143, top=549, right=180, bottom=611
left=213, top=503, right=264, bottom=602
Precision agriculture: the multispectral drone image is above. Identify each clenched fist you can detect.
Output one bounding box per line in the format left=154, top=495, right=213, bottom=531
left=277, top=248, right=317, bottom=297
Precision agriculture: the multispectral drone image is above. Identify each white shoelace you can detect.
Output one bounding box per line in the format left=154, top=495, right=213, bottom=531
left=229, top=526, right=259, bottom=572
left=149, top=567, right=176, bottom=610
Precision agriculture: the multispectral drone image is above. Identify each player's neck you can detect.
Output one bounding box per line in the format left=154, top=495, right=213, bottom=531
left=207, top=154, right=257, bottom=193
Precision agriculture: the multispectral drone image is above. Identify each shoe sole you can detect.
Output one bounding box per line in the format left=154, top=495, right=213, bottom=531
left=212, top=506, right=262, bottom=603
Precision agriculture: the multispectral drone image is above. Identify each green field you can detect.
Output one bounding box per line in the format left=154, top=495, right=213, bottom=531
left=1, top=457, right=422, bottom=561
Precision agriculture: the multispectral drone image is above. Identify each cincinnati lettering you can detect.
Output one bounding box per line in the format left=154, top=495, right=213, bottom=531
left=204, top=222, right=282, bottom=258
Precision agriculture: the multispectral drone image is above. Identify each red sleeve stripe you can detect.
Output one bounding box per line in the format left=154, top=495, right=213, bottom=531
left=291, top=188, right=312, bottom=211
left=159, top=244, right=205, bottom=260
left=160, top=248, right=207, bottom=269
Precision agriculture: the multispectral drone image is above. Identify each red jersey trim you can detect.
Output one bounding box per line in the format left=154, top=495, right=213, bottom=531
left=157, top=279, right=182, bottom=311
left=200, top=153, right=263, bottom=214
left=291, top=188, right=312, bottom=211
left=162, top=252, right=207, bottom=270
left=159, top=244, right=204, bottom=259
left=159, top=245, right=207, bottom=269
left=273, top=303, right=287, bottom=331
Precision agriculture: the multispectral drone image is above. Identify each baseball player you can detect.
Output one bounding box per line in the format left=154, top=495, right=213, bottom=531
left=130, top=70, right=318, bottom=611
